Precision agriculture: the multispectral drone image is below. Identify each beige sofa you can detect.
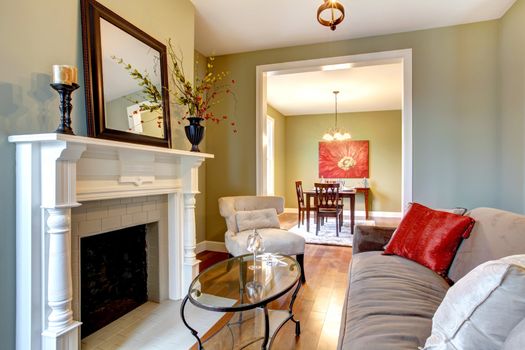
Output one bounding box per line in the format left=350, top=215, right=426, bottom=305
left=337, top=207, right=525, bottom=349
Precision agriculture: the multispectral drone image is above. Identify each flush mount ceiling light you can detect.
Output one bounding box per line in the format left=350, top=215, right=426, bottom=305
left=317, top=0, right=345, bottom=31
left=322, top=91, right=351, bottom=142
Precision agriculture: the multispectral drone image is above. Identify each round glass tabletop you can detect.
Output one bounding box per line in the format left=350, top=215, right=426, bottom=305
left=187, top=254, right=301, bottom=312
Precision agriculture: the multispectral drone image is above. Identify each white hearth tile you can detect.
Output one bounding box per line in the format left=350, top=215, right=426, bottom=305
left=147, top=210, right=161, bottom=222
left=126, top=203, right=142, bottom=214
left=101, top=216, right=122, bottom=231
left=79, top=219, right=102, bottom=235
left=82, top=300, right=223, bottom=350
left=120, top=198, right=133, bottom=204
left=81, top=200, right=103, bottom=209
left=132, top=212, right=148, bottom=225
left=104, top=199, right=123, bottom=207
left=72, top=211, right=87, bottom=223
left=71, top=222, right=80, bottom=237
left=142, top=201, right=156, bottom=212
left=122, top=214, right=133, bottom=227
left=157, top=201, right=168, bottom=212
left=86, top=207, right=109, bottom=221
left=132, top=196, right=148, bottom=203
left=147, top=195, right=162, bottom=202
left=107, top=204, right=126, bottom=217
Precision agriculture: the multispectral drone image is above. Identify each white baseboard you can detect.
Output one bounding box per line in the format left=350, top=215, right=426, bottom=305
left=195, top=240, right=227, bottom=254
left=352, top=210, right=402, bottom=218
left=284, top=207, right=402, bottom=218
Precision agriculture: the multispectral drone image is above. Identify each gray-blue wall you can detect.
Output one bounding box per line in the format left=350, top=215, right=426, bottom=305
left=0, top=0, right=195, bottom=347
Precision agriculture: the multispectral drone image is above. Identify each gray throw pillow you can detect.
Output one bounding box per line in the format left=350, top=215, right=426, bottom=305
left=423, top=255, right=525, bottom=350
left=235, top=208, right=280, bottom=232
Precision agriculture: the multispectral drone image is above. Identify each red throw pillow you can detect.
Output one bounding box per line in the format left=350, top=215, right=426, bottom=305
left=383, top=202, right=475, bottom=276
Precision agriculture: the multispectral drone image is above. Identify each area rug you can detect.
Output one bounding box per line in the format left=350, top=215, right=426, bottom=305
left=289, top=218, right=375, bottom=247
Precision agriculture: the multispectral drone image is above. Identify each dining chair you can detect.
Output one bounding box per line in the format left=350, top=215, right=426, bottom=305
left=314, top=183, right=344, bottom=237
left=295, top=181, right=316, bottom=228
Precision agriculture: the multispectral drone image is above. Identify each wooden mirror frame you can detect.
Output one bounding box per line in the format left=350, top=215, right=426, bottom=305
left=80, top=0, right=171, bottom=148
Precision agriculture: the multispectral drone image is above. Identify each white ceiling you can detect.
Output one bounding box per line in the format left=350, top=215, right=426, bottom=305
left=267, top=63, right=402, bottom=115
left=191, top=0, right=516, bottom=56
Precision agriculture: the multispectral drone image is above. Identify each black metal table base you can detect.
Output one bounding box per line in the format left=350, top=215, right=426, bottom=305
left=180, top=295, right=204, bottom=350
left=180, top=280, right=302, bottom=350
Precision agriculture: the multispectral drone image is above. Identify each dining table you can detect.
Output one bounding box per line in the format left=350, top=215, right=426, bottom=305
left=303, top=188, right=356, bottom=235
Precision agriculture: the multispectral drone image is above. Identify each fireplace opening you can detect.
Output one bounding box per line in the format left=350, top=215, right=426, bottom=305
left=81, top=225, right=148, bottom=338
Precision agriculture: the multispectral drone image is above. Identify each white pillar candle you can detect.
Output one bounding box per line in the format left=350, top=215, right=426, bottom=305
left=70, top=66, right=78, bottom=85
left=52, top=65, right=77, bottom=85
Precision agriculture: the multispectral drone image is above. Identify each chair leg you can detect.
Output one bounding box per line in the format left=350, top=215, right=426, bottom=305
left=316, top=215, right=320, bottom=235
left=297, top=254, right=306, bottom=283
left=297, top=209, right=301, bottom=228
left=226, top=253, right=235, bottom=271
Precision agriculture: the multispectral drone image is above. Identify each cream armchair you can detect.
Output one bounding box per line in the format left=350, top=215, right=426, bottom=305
left=218, top=196, right=306, bottom=283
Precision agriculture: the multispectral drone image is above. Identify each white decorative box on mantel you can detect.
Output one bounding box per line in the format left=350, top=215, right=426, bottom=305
left=9, top=133, right=213, bottom=350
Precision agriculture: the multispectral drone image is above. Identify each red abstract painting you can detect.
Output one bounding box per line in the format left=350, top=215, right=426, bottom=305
left=319, top=140, right=369, bottom=178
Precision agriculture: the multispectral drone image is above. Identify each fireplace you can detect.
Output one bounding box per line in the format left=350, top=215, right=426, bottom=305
left=80, top=225, right=148, bottom=337
left=9, top=133, right=212, bottom=350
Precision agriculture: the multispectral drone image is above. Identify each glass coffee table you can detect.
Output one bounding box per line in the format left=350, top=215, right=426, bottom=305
left=180, top=254, right=302, bottom=349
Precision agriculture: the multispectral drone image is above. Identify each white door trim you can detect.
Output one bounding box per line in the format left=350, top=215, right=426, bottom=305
left=256, top=49, right=413, bottom=211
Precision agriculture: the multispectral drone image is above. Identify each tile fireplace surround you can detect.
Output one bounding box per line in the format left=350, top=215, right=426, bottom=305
left=9, top=133, right=213, bottom=350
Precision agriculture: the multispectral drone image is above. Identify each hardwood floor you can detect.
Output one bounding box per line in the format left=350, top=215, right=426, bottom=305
left=196, top=245, right=352, bottom=349
left=193, top=213, right=399, bottom=349
left=267, top=244, right=352, bottom=350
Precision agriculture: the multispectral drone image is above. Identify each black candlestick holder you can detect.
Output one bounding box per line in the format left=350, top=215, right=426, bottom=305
left=50, top=82, right=80, bottom=135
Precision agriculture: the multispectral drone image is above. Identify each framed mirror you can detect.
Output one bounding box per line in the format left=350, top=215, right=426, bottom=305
left=81, top=0, right=171, bottom=147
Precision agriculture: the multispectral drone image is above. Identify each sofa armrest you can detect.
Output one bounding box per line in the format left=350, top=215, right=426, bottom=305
left=352, top=225, right=397, bottom=254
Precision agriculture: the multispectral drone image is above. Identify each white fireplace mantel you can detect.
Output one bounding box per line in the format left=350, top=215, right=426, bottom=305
left=9, top=133, right=213, bottom=350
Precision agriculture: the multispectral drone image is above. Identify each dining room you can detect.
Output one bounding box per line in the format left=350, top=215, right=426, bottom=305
left=264, top=61, right=404, bottom=245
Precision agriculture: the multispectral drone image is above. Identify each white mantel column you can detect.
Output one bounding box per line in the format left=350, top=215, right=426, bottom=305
left=183, top=194, right=199, bottom=288
left=181, top=158, right=204, bottom=293
left=39, top=141, right=86, bottom=350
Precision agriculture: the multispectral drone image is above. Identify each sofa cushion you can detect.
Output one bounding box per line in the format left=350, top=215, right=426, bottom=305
left=338, top=251, right=450, bottom=350
left=423, top=255, right=525, bottom=350
left=225, top=228, right=305, bottom=256
left=383, top=202, right=475, bottom=276
left=503, top=317, right=525, bottom=350
left=235, top=208, right=280, bottom=232
left=449, top=207, right=525, bottom=282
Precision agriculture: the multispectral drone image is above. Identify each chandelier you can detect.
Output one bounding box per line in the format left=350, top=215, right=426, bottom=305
left=317, top=0, right=345, bottom=31
left=322, top=91, right=351, bottom=141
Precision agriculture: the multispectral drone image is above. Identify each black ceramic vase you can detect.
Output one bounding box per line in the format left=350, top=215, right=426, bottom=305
left=184, top=117, right=205, bottom=152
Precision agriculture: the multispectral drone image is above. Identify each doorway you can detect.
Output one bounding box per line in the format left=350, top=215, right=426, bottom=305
left=266, top=115, right=275, bottom=195
left=255, top=49, right=413, bottom=213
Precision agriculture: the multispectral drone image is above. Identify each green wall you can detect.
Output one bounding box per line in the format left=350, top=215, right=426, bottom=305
left=267, top=104, right=286, bottom=198
left=205, top=20, right=502, bottom=243
left=284, top=111, right=402, bottom=212
left=194, top=50, right=208, bottom=243
left=0, top=0, right=195, bottom=347
left=499, top=0, right=525, bottom=213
